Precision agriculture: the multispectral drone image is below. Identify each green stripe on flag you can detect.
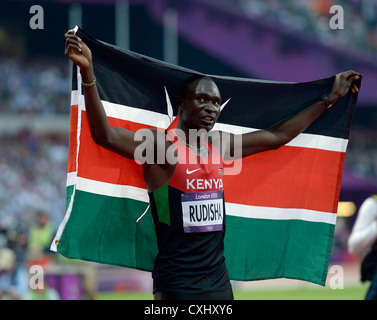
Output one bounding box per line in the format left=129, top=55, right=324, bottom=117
left=224, top=216, right=335, bottom=285
left=66, top=184, right=74, bottom=208
left=60, top=188, right=335, bottom=284
left=58, top=189, right=157, bottom=271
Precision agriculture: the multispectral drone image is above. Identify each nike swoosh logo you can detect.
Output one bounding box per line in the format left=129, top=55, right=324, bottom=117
left=186, top=168, right=201, bottom=175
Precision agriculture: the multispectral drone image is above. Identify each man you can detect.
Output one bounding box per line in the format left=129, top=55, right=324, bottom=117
left=348, top=195, right=377, bottom=300
left=28, top=211, right=54, bottom=266
left=64, top=29, right=360, bottom=300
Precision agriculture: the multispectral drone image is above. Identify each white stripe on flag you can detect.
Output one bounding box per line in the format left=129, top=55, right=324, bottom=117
left=75, top=176, right=149, bottom=203
left=101, top=100, right=172, bottom=128
left=213, top=123, right=348, bottom=153
left=51, top=75, right=84, bottom=252
left=71, top=90, right=348, bottom=153
left=91, top=101, right=349, bottom=153
left=286, top=132, right=348, bottom=153
left=225, top=202, right=337, bottom=225
left=71, top=90, right=84, bottom=107
left=66, top=171, right=76, bottom=186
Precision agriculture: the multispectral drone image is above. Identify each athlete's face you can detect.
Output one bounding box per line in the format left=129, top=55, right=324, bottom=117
left=178, top=78, right=221, bottom=132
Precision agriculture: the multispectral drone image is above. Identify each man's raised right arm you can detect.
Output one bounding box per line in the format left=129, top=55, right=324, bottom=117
left=64, top=29, right=142, bottom=160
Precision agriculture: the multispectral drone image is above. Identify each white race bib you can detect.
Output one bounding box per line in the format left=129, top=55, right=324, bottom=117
left=181, top=190, right=224, bottom=233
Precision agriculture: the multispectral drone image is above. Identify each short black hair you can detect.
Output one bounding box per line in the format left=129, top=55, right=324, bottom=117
left=178, top=75, right=215, bottom=99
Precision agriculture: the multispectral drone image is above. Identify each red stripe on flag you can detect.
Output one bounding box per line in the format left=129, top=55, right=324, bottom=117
left=76, top=111, right=162, bottom=188
left=67, top=105, right=79, bottom=173
left=74, top=111, right=344, bottom=214
left=223, top=147, right=345, bottom=213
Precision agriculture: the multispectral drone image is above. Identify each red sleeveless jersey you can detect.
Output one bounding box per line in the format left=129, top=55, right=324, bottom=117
left=148, top=130, right=231, bottom=294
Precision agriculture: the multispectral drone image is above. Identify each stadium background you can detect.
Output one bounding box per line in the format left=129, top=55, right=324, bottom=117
left=0, top=0, right=376, bottom=300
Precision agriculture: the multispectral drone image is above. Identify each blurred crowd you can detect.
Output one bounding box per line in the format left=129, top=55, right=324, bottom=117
left=0, top=211, right=60, bottom=300
left=0, top=131, right=69, bottom=300
left=346, top=126, right=377, bottom=180
left=227, top=0, right=377, bottom=55
left=0, top=130, right=98, bottom=300
left=0, top=131, right=68, bottom=228
left=0, top=57, right=70, bottom=114
left=0, top=55, right=73, bottom=296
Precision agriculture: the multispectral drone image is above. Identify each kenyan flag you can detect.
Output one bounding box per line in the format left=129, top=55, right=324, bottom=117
left=51, top=27, right=360, bottom=286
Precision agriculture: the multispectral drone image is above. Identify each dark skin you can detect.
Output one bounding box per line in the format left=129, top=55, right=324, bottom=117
left=65, top=29, right=361, bottom=192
